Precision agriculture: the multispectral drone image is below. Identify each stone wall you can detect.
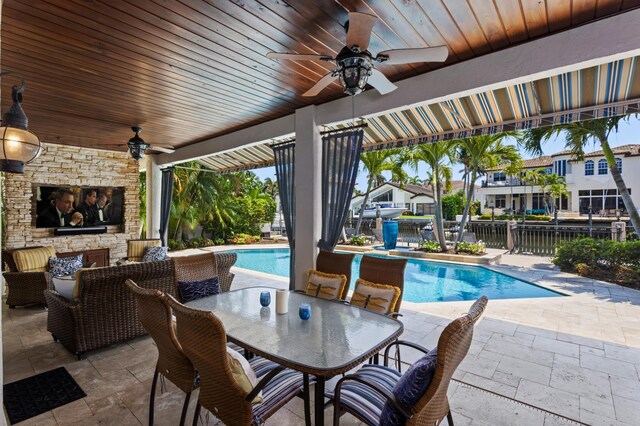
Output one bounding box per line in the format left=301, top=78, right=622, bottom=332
left=3, top=143, right=140, bottom=264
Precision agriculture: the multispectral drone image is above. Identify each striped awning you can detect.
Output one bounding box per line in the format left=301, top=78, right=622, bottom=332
left=198, top=56, right=640, bottom=172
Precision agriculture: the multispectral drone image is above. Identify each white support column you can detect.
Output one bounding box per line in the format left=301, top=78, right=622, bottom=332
left=145, top=155, right=162, bottom=239
left=294, top=106, right=322, bottom=291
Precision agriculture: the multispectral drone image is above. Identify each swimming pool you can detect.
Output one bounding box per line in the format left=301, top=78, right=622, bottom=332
left=226, top=248, right=563, bottom=303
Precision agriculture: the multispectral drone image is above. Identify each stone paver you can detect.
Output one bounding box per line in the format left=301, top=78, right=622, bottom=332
left=3, top=250, right=640, bottom=425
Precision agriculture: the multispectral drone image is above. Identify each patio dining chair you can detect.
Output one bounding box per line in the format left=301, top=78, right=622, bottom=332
left=330, top=296, right=488, bottom=426
left=125, top=279, right=197, bottom=426
left=357, top=255, right=408, bottom=316
left=164, top=294, right=313, bottom=426
left=315, top=250, right=356, bottom=300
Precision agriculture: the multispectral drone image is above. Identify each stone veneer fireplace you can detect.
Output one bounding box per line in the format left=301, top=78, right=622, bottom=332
left=3, top=143, right=141, bottom=264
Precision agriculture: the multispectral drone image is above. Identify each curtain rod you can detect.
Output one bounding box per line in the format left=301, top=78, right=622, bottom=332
left=320, top=123, right=368, bottom=135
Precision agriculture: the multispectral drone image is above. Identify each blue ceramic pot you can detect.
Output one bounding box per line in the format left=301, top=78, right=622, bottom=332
left=382, top=220, right=398, bottom=250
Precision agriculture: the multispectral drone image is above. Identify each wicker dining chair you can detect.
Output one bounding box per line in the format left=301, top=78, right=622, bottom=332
left=358, top=255, right=408, bottom=315
left=315, top=250, right=356, bottom=300
left=164, top=293, right=313, bottom=426
left=172, top=252, right=236, bottom=295
left=125, top=279, right=197, bottom=426
left=330, top=296, right=488, bottom=426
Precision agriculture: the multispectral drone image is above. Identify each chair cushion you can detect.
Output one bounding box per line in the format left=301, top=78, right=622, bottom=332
left=227, top=346, right=262, bottom=404
left=350, top=278, right=401, bottom=314
left=48, top=254, right=83, bottom=278
left=325, top=364, right=401, bottom=426
left=305, top=270, right=347, bottom=300
left=142, top=246, right=168, bottom=262
left=13, top=246, right=57, bottom=272
left=127, top=239, right=161, bottom=262
left=52, top=276, right=77, bottom=301
left=177, top=277, right=220, bottom=302
left=251, top=358, right=308, bottom=423
left=380, top=349, right=438, bottom=426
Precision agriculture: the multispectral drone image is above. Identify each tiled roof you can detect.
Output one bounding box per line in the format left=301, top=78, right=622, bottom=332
left=552, top=144, right=640, bottom=158
left=490, top=156, right=553, bottom=171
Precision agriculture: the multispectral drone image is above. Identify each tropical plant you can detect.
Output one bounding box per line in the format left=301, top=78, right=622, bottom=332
left=354, top=149, right=406, bottom=234
left=540, top=173, right=568, bottom=215
left=418, top=240, right=441, bottom=253
left=503, top=158, right=523, bottom=217
left=455, top=135, right=520, bottom=250
left=401, top=141, right=457, bottom=252
left=518, top=117, right=640, bottom=237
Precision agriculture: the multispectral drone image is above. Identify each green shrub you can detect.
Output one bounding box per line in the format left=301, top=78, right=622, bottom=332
left=418, top=240, right=441, bottom=253
left=227, top=233, right=259, bottom=245
left=214, top=238, right=225, bottom=246
left=201, top=238, right=215, bottom=247
left=441, top=193, right=464, bottom=220
left=188, top=237, right=203, bottom=248
left=168, top=239, right=187, bottom=251
left=349, top=235, right=366, bottom=246
left=457, top=241, right=486, bottom=255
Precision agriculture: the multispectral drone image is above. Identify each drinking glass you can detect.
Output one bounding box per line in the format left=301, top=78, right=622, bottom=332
left=260, top=291, right=271, bottom=307
left=299, top=303, right=311, bottom=320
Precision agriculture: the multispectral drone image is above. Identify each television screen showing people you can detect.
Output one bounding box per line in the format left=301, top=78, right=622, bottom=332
left=34, top=186, right=124, bottom=228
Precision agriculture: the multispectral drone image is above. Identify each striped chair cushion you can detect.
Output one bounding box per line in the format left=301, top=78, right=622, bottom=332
left=227, top=342, right=245, bottom=355
left=13, top=246, right=57, bottom=272
left=326, top=364, right=401, bottom=426
left=127, top=239, right=161, bottom=262
left=251, top=358, right=307, bottom=424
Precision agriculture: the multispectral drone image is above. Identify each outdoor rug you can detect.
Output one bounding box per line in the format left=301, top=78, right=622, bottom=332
left=3, top=367, right=86, bottom=424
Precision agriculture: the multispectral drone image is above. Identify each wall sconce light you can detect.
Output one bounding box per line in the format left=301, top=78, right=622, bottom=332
left=0, top=80, right=41, bottom=173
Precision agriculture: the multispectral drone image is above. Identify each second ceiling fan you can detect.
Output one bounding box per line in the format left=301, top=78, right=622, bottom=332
left=267, top=12, right=448, bottom=97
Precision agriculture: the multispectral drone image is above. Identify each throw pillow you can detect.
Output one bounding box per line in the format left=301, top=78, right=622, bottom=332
left=142, top=246, right=168, bottom=262
left=48, top=254, right=84, bottom=278
left=52, top=276, right=77, bottom=301
left=305, top=270, right=347, bottom=300
left=13, top=246, right=57, bottom=272
left=380, top=349, right=438, bottom=426
left=226, top=346, right=263, bottom=404
left=177, top=277, right=220, bottom=303
left=350, top=278, right=401, bottom=314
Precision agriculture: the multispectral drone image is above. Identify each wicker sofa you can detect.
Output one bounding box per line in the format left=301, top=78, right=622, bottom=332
left=44, top=253, right=237, bottom=357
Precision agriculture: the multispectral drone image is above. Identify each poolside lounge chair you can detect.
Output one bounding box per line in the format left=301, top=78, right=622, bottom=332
left=420, top=229, right=437, bottom=244
left=330, top=296, right=488, bottom=426
left=460, top=231, right=478, bottom=244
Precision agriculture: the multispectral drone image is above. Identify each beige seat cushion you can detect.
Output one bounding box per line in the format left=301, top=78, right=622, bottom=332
left=13, top=246, right=56, bottom=272
left=350, top=278, right=401, bottom=314
left=226, top=346, right=262, bottom=404
left=127, top=240, right=161, bottom=262
left=306, top=270, right=347, bottom=300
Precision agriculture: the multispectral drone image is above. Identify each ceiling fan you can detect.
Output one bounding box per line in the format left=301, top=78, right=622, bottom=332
left=266, top=12, right=448, bottom=97
left=126, top=127, right=174, bottom=160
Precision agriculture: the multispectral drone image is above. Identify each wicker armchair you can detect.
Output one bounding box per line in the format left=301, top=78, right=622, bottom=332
left=331, top=296, right=488, bottom=426
left=315, top=250, right=356, bottom=300
left=125, top=279, right=197, bottom=426
left=44, top=253, right=237, bottom=357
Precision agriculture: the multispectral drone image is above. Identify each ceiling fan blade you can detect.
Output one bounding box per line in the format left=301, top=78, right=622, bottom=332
left=367, top=69, right=397, bottom=95
left=266, top=52, right=334, bottom=62
left=375, top=46, right=448, bottom=65
left=346, top=12, right=377, bottom=51
left=148, top=145, right=175, bottom=154
left=303, top=72, right=338, bottom=97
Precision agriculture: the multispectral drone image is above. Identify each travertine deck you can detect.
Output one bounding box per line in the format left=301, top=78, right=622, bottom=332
left=3, top=248, right=640, bottom=425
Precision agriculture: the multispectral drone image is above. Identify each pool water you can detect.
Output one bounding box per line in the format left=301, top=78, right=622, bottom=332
left=227, top=248, right=563, bottom=303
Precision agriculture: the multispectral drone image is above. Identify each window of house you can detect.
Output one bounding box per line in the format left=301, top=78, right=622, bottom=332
left=553, top=159, right=567, bottom=176
left=494, top=195, right=506, bottom=208
left=546, top=167, right=552, bottom=175
left=493, top=172, right=506, bottom=182
left=371, top=190, right=393, bottom=203
left=616, top=158, right=622, bottom=173
left=584, top=160, right=594, bottom=176
left=532, top=194, right=544, bottom=210
left=416, top=203, right=435, bottom=215
left=598, top=159, right=608, bottom=175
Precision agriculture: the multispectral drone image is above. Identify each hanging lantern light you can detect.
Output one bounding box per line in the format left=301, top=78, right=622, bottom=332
left=0, top=80, right=41, bottom=173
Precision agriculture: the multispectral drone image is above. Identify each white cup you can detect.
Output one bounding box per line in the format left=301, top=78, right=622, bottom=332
left=276, top=289, right=289, bottom=314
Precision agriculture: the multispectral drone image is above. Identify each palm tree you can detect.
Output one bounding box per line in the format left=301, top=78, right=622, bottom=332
left=354, top=149, right=405, bottom=234
left=503, top=159, right=523, bottom=216
left=518, top=117, right=639, bottom=237
left=402, top=141, right=457, bottom=252
left=455, top=135, right=520, bottom=247
left=522, top=168, right=546, bottom=215
left=542, top=174, right=568, bottom=215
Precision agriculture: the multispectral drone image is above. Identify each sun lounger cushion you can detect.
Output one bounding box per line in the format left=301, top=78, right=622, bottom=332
left=142, top=246, right=168, bottom=262
left=48, top=254, right=83, bottom=278
left=13, top=246, right=56, bottom=272
left=226, top=346, right=263, bottom=404
left=306, top=270, right=347, bottom=300
left=380, top=348, right=438, bottom=425
left=177, top=276, right=221, bottom=302
left=350, top=278, right=401, bottom=314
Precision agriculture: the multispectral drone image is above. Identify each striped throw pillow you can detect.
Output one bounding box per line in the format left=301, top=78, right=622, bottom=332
left=306, top=270, right=347, bottom=300
left=13, top=246, right=57, bottom=272
left=350, top=278, right=401, bottom=314
left=127, top=240, right=161, bottom=262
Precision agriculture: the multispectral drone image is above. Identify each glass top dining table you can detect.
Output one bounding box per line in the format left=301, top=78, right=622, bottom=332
left=185, top=286, right=404, bottom=425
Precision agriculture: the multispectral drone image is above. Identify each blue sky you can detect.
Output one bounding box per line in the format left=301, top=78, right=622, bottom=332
left=252, top=116, right=639, bottom=188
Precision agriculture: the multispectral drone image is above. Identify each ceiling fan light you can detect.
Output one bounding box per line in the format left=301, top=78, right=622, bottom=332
left=128, top=142, right=149, bottom=160
left=338, top=57, right=371, bottom=96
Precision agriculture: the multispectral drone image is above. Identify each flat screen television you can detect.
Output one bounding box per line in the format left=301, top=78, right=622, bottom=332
left=33, top=185, right=124, bottom=229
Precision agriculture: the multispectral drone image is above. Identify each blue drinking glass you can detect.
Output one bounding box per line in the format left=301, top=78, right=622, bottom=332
left=299, top=303, right=311, bottom=320
left=260, top=291, right=271, bottom=307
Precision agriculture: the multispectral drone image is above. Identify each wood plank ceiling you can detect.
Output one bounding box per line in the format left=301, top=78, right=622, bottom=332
left=1, top=0, right=638, bottom=153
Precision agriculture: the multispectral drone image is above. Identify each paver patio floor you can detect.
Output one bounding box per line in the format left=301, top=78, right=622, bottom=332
left=3, top=248, right=640, bottom=425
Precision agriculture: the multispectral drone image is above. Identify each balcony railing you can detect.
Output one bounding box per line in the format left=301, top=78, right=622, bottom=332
left=481, top=178, right=526, bottom=188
